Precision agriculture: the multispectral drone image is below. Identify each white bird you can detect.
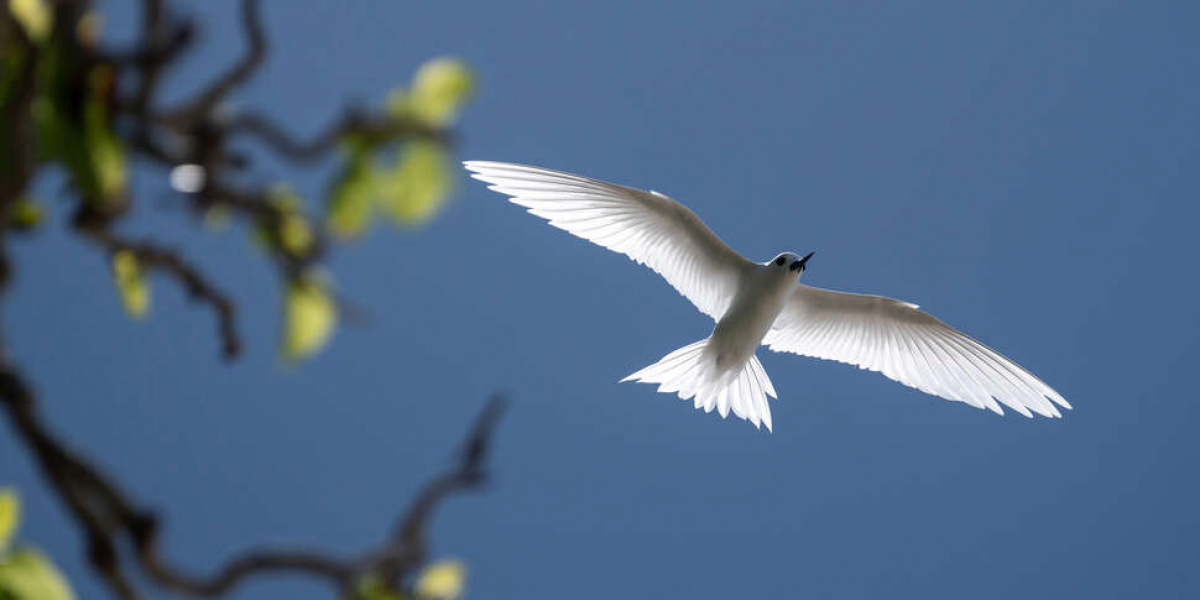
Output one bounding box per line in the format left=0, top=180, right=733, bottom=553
left=464, top=161, right=1070, bottom=431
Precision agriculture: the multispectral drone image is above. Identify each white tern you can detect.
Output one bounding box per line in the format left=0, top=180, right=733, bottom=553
left=465, top=161, right=1070, bottom=431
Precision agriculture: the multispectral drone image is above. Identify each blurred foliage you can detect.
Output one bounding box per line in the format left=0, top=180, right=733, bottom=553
left=7, top=197, right=41, bottom=231
left=327, top=137, right=378, bottom=239
left=390, top=58, right=475, bottom=128
left=325, top=57, right=473, bottom=238
left=264, top=185, right=317, bottom=258
left=282, top=271, right=337, bottom=362
left=110, top=249, right=149, bottom=318
left=0, top=489, right=17, bottom=551
left=354, top=559, right=467, bottom=600
left=414, top=559, right=466, bottom=600
left=355, top=575, right=402, bottom=600
left=2, top=3, right=485, bottom=599
left=0, top=489, right=77, bottom=600
left=32, top=42, right=128, bottom=209
left=7, top=0, right=50, bottom=42
left=2, top=1, right=474, bottom=362
left=380, top=139, right=453, bottom=227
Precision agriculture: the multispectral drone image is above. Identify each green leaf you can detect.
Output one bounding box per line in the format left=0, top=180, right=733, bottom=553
left=388, top=57, right=474, bottom=127
left=30, top=44, right=70, bottom=162
left=0, top=45, right=28, bottom=123
left=32, top=62, right=128, bottom=208
left=83, top=73, right=127, bottom=204
left=8, top=0, right=52, bottom=43
left=326, top=144, right=378, bottom=240
left=0, top=488, right=18, bottom=552
left=202, top=204, right=233, bottom=232
left=281, top=272, right=337, bottom=362
left=415, top=559, right=466, bottom=600
left=0, top=549, right=76, bottom=600
left=8, top=197, right=43, bottom=231
left=380, top=140, right=452, bottom=226
left=279, top=212, right=314, bottom=257
left=354, top=575, right=401, bottom=600
left=111, top=250, right=150, bottom=318
left=263, top=186, right=315, bottom=257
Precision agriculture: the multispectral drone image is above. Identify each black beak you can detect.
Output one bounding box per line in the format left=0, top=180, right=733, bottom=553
left=790, top=251, right=815, bottom=272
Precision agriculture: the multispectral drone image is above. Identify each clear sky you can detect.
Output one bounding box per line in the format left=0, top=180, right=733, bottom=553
left=4, top=0, right=1199, bottom=598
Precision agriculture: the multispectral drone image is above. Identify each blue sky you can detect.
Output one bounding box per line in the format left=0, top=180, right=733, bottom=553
left=4, top=0, right=1199, bottom=598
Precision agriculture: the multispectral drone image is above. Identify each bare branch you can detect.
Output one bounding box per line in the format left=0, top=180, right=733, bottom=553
left=227, top=110, right=453, bottom=162
left=161, top=0, right=265, bottom=123
left=77, top=227, right=242, bottom=360
left=1, top=2, right=481, bottom=597
left=0, top=32, right=38, bottom=210
left=1, top=346, right=505, bottom=600
left=370, top=395, right=508, bottom=588
left=133, top=531, right=355, bottom=598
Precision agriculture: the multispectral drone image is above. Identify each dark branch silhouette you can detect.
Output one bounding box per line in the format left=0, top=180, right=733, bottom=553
left=74, top=226, right=242, bottom=359
left=0, top=1, right=491, bottom=599
left=0, top=353, right=505, bottom=600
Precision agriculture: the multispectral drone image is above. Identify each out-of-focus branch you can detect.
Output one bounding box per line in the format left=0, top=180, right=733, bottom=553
left=133, top=538, right=355, bottom=597
left=74, top=224, right=242, bottom=359
left=159, top=0, right=264, bottom=124
left=0, top=343, right=506, bottom=600
left=0, top=28, right=38, bottom=211
left=1, top=0, right=480, bottom=597
left=371, top=396, right=508, bottom=588
left=227, top=110, right=453, bottom=162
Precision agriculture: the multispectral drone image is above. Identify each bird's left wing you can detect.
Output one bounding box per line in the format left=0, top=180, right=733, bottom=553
left=465, top=161, right=754, bottom=320
left=763, top=284, right=1070, bottom=417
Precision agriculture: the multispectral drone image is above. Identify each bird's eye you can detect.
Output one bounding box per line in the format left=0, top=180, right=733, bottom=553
left=775, top=257, right=786, bottom=266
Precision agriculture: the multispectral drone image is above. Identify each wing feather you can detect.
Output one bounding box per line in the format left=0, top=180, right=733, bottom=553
left=465, top=161, right=753, bottom=319
left=764, top=284, right=1069, bottom=417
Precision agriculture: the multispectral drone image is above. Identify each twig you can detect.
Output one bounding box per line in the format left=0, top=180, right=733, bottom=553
left=227, top=110, right=453, bottom=162
left=133, top=536, right=355, bottom=598
left=76, top=227, right=242, bottom=360
left=0, top=347, right=505, bottom=600
left=0, top=1, right=475, bottom=597
left=160, top=0, right=264, bottom=124
left=371, top=395, right=508, bottom=589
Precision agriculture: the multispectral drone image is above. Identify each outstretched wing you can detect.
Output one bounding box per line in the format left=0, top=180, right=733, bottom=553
left=763, top=284, right=1070, bottom=417
left=465, top=161, right=754, bottom=320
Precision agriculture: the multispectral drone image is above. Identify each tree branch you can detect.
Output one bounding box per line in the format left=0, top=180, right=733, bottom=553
left=160, top=0, right=264, bottom=124
left=75, top=226, right=242, bottom=360
left=1, top=1, right=478, bottom=597
left=227, top=110, right=453, bottom=162
left=371, top=395, right=507, bottom=589
left=0, top=348, right=505, bottom=600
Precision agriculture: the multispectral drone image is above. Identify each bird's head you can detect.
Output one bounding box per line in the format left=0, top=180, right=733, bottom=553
left=768, top=251, right=815, bottom=277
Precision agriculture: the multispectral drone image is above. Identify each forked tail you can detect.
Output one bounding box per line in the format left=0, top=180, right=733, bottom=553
left=621, top=338, right=778, bottom=431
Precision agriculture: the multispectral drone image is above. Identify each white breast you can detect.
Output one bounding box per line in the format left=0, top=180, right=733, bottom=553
left=708, top=267, right=795, bottom=372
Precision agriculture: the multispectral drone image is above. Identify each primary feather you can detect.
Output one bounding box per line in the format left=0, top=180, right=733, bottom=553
left=763, top=285, right=1070, bottom=417
left=464, top=161, right=753, bottom=320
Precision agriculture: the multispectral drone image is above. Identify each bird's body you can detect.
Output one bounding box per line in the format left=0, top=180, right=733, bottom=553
left=711, top=259, right=797, bottom=373
left=465, top=160, right=1070, bottom=430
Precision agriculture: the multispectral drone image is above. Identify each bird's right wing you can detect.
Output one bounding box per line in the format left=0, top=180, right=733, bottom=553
left=465, top=161, right=754, bottom=320
left=763, top=284, right=1070, bottom=417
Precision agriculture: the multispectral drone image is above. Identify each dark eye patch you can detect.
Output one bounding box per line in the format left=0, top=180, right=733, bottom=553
left=775, top=256, right=786, bottom=266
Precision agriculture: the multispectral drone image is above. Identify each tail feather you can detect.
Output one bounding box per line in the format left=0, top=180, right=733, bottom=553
left=622, top=337, right=778, bottom=431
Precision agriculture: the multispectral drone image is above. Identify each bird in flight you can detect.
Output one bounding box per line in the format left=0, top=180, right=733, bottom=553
left=464, top=161, right=1069, bottom=431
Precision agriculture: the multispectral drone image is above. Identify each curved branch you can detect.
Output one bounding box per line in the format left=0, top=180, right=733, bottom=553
left=77, top=228, right=242, bottom=360
left=0, top=349, right=505, bottom=600
left=227, top=110, right=453, bottom=162
left=161, top=0, right=264, bottom=123
left=371, top=395, right=508, bottom=588
left=133, top=535, right=355, bottom=598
